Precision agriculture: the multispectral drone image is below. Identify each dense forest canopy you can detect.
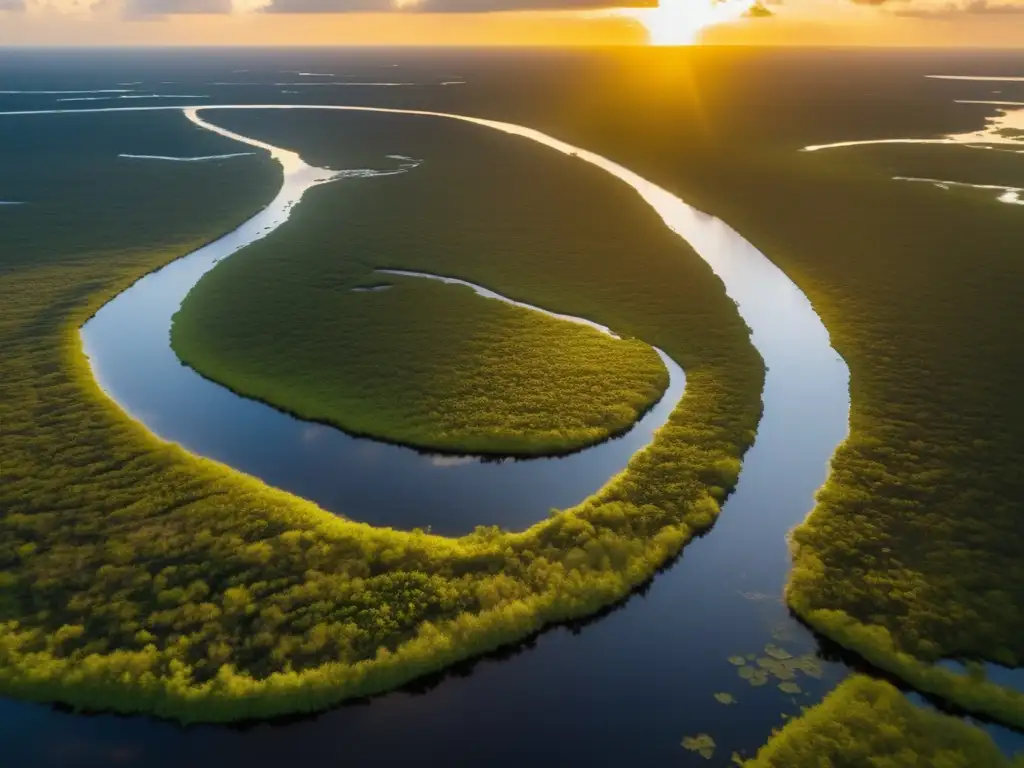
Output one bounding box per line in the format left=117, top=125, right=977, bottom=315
left=170, top=129, right=676, bottom=456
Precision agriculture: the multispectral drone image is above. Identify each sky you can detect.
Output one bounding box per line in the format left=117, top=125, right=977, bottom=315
left=0, top=0, right=1022, bottom=47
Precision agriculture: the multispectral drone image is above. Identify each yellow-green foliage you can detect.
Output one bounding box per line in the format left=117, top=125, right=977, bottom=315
left=786, top=609, right=1024, bottom=728
left=173, top=272, right=668, bottom=456
left=731, top=647, right=821, bottom=691
left=761, top=154, right=1024, bottom=726
left=168, top=109, right=706, bottom=457
left=746, top=676, right=1020, bottom=768
left=658, top=128, right=1024, bottom=724
left=0, top=112, right=763, bottom=721
left=682, top=733, right=716, bottom=760
left=516, top=59, right=1024, bottom=727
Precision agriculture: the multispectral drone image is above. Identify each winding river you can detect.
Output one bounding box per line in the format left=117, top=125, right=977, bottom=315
left=3, top=101, right=854, bottom=764
left=79, top=105, right=689, bottom=535
left=2, top=63, right=1024, bottom=763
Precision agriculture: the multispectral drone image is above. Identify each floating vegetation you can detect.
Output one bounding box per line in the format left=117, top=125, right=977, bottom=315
left=778, top=682, right=802, bottom=695
left=739, top=666, right=771, bottom=687
left=714, top=692, right=737, bottom=705
left=732, top=644, right=823, bottom=691
left=764, top=644, right=793, bottom=661
left=681, top=733, right=716, bottom=760
left=757, top=657, right=797, bottom=681
left=788, top=656, right=824, bottom=680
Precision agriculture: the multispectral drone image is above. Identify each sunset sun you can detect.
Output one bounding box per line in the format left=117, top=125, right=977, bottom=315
left=604, top=0, right=760, bottom=45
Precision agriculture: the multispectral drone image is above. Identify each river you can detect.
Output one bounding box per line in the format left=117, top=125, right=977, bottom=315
left=2, top=100, right=1015, bottom=765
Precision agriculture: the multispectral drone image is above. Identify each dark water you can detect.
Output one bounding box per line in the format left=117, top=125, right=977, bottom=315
left=1, top=48, right=1022, bottom=766
left=80, top=217, right=687, bottom=536
left=940, top=662, right=1024, bottom=694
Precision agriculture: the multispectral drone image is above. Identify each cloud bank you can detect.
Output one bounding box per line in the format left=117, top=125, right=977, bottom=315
left=261, top=0, right=656, bottom=10
left=0, top=0, right=26, bottom=10
left=91, top=0, right=1022, bottom=20
left=852, top=0, right=1024, bottom=14
left=123, top=0, right=230, bottom=14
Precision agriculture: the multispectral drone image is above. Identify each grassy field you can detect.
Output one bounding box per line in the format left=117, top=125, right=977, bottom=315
left=0, top=106, right=763, bottom=721
left=746, top=676, right=1022, bottom=767
left=170, top=153, right=671, bottom=456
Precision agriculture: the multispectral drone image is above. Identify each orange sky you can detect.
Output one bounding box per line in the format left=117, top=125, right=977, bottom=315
left=1, top=1, right=1023, bottom=47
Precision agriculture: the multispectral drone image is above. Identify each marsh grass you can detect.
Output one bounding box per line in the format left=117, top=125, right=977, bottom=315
left=173, top=269, right=669, bottom=456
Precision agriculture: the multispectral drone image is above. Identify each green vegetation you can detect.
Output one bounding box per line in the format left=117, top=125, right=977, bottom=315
left=693, top=145, right=1024, bottom=724
left=682, top=733, right=717, bottom=760
left=764, top=644, right=793, bottom=661
left=745, top=676, right=1022, bottom=768
left=486, top=49, right=1024, bottom=753
left=729, top=644, right=823, bottom=692
left=0, top=109, right=763, bottom=721
left=714, top=691, right=737, bottom=705
left=771, top=146, right=1024, bottom=726
left=527, top=58, right=1024, bottom=727
left=9, top=53, right=1020, bottom=752
left=173, top=269, right=668, bottom=456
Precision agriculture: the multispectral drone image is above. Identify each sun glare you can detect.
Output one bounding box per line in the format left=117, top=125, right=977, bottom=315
left=603, top=0, right=758, bottom=45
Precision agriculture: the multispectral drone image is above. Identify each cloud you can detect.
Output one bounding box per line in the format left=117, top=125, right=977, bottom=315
left=123, top=0, right=230, bottom=14
left=89, top=0, right=778, bottom=17
left=0, top=0, right=25, bottom=10
left=851, top=0, right=1024, bottom=13
left=263, top=0, right=657, bottom=11
left=895, top=0, right=1024, bottom=13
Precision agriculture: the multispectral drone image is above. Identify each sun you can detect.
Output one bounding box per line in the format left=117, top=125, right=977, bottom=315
left=601, top=0, right=759, bottom=45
